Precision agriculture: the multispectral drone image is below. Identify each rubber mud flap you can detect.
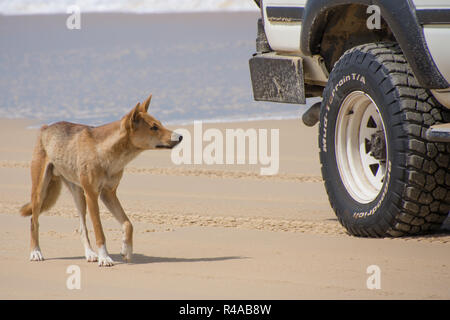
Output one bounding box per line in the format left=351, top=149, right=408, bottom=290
left=249, top=53, right=306, bottom=104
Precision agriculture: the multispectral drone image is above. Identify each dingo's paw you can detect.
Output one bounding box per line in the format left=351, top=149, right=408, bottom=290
left=30, top=249, right=44, bottom=261
left=85, top=248, right=98, bottom=262
left=121, top=243, right=133, bottom=262
left=98, top=255, right=114, bottom=267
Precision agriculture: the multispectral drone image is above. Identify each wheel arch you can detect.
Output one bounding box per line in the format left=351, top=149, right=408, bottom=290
left=301, top=0, right=449, bottom=89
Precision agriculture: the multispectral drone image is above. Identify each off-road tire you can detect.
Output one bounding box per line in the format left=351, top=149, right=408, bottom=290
left=319, top=42, right=450, bottom=237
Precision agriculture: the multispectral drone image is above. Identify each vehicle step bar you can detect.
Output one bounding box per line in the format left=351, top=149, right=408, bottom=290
left=302, top=102, right=321, bottom=126
left=426, top=123, right=450, bottom=142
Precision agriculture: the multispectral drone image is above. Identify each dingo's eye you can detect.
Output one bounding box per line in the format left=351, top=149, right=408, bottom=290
left=150, top=125, right=158, bottom=131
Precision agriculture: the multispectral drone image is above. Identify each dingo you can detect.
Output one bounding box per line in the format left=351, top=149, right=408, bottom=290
left=20, top=94, right=182, bottom=266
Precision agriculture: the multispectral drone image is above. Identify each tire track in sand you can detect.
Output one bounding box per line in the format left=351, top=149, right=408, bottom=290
left=1, top=201, right=448, bottom=243
left=0, top=160, right=323, bottom=182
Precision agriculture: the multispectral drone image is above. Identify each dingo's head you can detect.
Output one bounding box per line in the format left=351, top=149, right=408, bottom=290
left=121, top=94, right=182, bottom=150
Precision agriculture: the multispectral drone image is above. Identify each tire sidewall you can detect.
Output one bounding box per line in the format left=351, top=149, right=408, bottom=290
left=319, top=58, right=400, bottom=232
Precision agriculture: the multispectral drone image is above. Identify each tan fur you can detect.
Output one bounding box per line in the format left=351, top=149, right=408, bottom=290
left=20, top=203, right=32, bottom=217
left=21, top=94, right=181, bottom=266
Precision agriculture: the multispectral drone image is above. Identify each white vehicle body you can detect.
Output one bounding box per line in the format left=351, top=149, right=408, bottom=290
left=257, top=0, right=450, bottom=107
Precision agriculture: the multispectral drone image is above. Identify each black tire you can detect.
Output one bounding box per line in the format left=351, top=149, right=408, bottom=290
left=319, top=42, right=450, bottom=237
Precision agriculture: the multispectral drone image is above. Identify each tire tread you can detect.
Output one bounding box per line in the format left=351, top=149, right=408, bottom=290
left=321, top=42, right=450, bottom=237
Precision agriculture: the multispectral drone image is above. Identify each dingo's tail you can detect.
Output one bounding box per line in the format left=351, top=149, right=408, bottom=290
left=21, top=124, right=62, bottom=218
left=20, top=203, right=32, bottom=217
left=19, top=176, right=61, bottom=217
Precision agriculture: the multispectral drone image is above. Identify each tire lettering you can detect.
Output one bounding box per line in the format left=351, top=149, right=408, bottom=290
left=321, top=103, right=330, bottom=152
left=322, top=74, right=366, bottom=153
left=352, top=161, right=391, bottom=219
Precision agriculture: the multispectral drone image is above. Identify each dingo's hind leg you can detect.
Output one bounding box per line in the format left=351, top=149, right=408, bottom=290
left=29, top=160, right=59, bottom=261
left=23, top=130, right=62, bottom=261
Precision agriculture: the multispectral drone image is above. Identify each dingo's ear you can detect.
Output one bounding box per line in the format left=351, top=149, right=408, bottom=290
left=140, top=94, right=152, bottom=113
left=122, top=102, right=141, bottom=131
left=130, top=102, right=141, bottom=123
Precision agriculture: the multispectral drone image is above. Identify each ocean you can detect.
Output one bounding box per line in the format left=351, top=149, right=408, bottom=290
left=0, top=1, right=315, bottom=126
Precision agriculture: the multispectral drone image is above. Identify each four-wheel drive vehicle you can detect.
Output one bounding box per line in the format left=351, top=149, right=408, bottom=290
left=249, top=0, right=450, bottom=237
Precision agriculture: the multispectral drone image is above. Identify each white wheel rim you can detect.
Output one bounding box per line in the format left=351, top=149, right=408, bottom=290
left=335, top=91, right=388, bottom=204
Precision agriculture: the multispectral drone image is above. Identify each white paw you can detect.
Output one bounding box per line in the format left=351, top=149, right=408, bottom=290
left=85, top=248, right=98, bottom=262
left=30, top=249, right=44, bottom=261
left=121, top=243, right=133, bottom=262
left=98, top=255, right=114, bottom=267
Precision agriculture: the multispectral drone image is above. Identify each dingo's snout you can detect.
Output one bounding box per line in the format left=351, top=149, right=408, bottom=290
left=156, top=131, right=182, bottom=149
left=171, top=132, right=183, bottom=144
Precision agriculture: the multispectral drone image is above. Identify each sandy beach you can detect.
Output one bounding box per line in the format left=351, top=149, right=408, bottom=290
left=0, top=118, right=449, bottom=299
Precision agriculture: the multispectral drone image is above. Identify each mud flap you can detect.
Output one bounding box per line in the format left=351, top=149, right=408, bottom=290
left=249, top=53, right=305, bottom=104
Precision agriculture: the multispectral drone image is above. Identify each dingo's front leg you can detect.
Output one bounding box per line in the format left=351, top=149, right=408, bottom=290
left=100, top=189, right=133, bottom=262
left=65, top=181, right=98, bottom=262
left=83, top=184, right=114, bottom=267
